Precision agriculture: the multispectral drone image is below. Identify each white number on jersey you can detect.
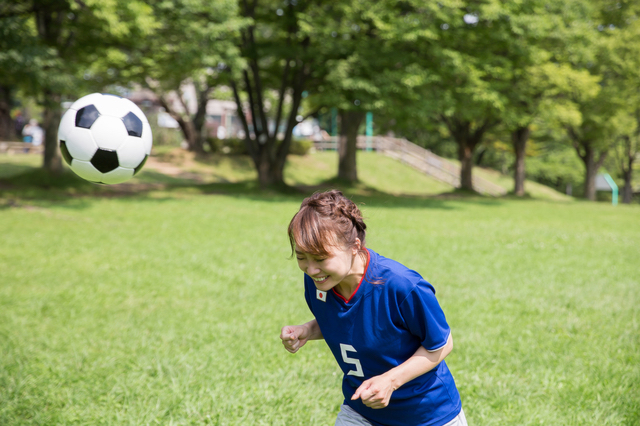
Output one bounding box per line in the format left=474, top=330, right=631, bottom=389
left=340, top=344, right=364, bottom=377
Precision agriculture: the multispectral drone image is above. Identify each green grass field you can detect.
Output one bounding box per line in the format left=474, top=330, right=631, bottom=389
left=1, top=151, right=639, bottom=425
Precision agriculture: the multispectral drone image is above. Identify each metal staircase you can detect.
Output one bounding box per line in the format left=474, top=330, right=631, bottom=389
left=315, top=136, right=508, bottom=196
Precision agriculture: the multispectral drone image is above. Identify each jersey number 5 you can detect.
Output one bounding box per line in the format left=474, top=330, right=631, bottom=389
left=340, top=344, right=364, bottom=377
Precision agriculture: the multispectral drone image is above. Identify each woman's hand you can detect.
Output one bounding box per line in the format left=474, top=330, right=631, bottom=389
left=280, top=319, right=322, bottom=353
left=352, top=334, right=454, bottom=409
left=351, top=374, right=396, bottom=409
left=280, top=325, right=310, bottom=353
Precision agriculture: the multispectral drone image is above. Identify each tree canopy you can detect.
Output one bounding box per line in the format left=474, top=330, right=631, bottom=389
left=2, top=0, right=639, bottom=200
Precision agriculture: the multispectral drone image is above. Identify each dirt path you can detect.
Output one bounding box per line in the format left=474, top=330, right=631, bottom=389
left=144, top=156, right=204, bottom=181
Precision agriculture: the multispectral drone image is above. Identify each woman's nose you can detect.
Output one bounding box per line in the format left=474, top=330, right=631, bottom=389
left=306, top=262, right=320, bottom=275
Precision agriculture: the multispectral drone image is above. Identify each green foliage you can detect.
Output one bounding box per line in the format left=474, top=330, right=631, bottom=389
left=205, top=137, right=312, bottom=156
left=0, top=15, right=50, bottom=92
left=1, top=0, right=157, bottom=99
left=525, top=147, right=585, bottom=196
left=4, top=0, right=640, bottom=192
left=205, top=137, right=248, bottom=155
left=288, top=138, right=313, bottom=156
left=127, top=0, right=245, bottom=89
left=146, top=117, right=184, bottom=147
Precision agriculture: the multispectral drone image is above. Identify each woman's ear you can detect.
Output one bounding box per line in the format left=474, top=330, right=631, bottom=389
left=353, top=238, right=361, bottom=254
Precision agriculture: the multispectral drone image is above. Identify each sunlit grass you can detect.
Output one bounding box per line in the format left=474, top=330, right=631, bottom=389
left=0, top=189, right=638, bottom=425
left=0, top=151, right=638, bottom=425
left=1, top=149, right=572, bottom=202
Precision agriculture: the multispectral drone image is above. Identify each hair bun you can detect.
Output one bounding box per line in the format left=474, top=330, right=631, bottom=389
left=342, top=203, right=366, bottom=232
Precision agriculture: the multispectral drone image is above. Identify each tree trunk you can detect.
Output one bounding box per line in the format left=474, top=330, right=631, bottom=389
left=579, top=145, right=607, bottom=201
left=158, top=93, right=206, bottom=154
left=42, top=91, right=63, bottom=175
left=458, top=141, right=474, bottom=190
left=254, top=146, right=284, bottom=188
left=583, top=147, right=596, bottom=201
left=192, top=84, right=210, bottom=153
left=0, top=85, right=13, bottom=140
left=567, top=127, right=611, bottom=202
left=182, top=120, right=204, bottom=154
left=255, top=150, right=272, bottom=188
left=272, top=66, right=307, bottom=188
left=622, top=168, right=633, bottom=204
left=443, top=116, right=495, bottom=192
left=512, top=125, right=530, bottom=196
left=621, top=141, right=635, bottom=204
left=338, top=110, right=365, bottom=183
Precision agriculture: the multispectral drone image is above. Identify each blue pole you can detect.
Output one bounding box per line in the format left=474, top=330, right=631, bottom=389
left=603, top=173, right=618, bottom=206
left=366, top=112, right=373, bottom=151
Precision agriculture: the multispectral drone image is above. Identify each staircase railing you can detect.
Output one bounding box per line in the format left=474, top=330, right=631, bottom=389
left=314, top=136, right=507, bottom=196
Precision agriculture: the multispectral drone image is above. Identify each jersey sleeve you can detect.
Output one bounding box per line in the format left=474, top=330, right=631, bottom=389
left=399, top=280, right=450, bottom=352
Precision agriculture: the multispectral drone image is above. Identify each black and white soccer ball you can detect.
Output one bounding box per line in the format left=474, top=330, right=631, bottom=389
left=58, top=93, right=153, bottom=184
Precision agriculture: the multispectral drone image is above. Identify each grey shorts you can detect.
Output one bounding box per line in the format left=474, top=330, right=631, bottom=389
left=335, top=404, right=468, bottom=426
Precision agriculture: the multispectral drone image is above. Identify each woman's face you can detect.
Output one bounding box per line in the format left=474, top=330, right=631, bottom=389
left=295, top=242, right=359, bottom=293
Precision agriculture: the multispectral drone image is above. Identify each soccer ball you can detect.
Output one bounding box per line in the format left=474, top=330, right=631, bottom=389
left=58, top=93, right=153, bottom=184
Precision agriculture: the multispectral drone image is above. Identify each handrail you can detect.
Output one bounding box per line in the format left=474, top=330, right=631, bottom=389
left=314, top=136, right=507, bottom=196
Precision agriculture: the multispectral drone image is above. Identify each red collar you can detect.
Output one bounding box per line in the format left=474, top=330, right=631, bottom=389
left=332, top=249, right=370, bottom=304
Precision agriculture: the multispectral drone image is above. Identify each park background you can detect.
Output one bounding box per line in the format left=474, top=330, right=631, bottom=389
left=1, top=0, right=639, bottom=425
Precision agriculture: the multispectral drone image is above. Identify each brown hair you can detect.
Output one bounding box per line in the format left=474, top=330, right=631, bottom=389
left=288, top=190, right=367, bottom=257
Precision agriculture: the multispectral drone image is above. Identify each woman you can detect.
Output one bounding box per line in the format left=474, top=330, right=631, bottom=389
left=280, top=190, right=466, bottom=426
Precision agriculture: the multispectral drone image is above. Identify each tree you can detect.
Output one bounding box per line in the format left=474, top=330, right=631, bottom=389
left=612, top=129, right=640, bottom=203
left=309, top=0, right=447, bottom=183
left=304, top=7, right=384, bottom=183
left=495, top=0, right=599, bottom=196
left=409, top=1, right=507, bottom=191
left=0, top=2, right=69, bottom=171
left=229, top=0, right=446, bottom=187
left=226, top=0, right=314, bottom=187
left=1, top=0, right=155, bottom=174
left=125, top=0, right=245, bottom=154
left=0, top=12, right=45, bottom=140
left=560, top=0, right=639, bottom=200
left=602, top=1, right=640, bottom=203
left=317, top=31, right=378, bottom=183
left=228, top=0, right=382, bottom=187
left=505, top=57, right=601, bottom=197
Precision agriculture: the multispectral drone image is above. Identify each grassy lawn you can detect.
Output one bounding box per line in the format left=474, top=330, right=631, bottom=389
left=1, top=152, right=638, bottom=425
left=284, top=151, right=455, bottom=195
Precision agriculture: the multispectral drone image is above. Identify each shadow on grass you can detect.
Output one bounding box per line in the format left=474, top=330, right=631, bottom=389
left=282, top=177, right=507, bottom=210
left=0, top=164, right=509, bottom=211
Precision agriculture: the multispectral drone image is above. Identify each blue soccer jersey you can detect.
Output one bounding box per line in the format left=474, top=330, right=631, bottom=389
left=304, top=249, right=462, bottom=426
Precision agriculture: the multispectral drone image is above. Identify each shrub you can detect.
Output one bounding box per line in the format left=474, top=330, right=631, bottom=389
left=205, top=137, right=312, bottom=156
left=525, top=147, right=584, bottom=196
left=289, top=138, right=313, bottom=156
left=205, top=137, right=248, bottom=155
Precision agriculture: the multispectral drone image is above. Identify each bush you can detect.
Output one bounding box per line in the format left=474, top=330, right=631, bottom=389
left=205, top=137, right=248, bottom=155
left=205, top=137, right=312, bottom=156
left=525, top=147, right=584, bottom=196
left=289, top=138, right=313, bottom=156
left=146, top=113, right=184, bottom=147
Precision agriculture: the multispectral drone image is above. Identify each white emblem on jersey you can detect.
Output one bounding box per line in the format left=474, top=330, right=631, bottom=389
left=316, top=289, right=327, bottom=301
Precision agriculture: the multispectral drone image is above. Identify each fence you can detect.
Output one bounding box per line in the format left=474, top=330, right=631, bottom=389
left=0, top=141, right=44, bottom=154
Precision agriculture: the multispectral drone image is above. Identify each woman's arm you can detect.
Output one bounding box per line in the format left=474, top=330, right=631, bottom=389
left=351, top=333, right=454, bottom=409
left=280, top=319, right=323, bottom=353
